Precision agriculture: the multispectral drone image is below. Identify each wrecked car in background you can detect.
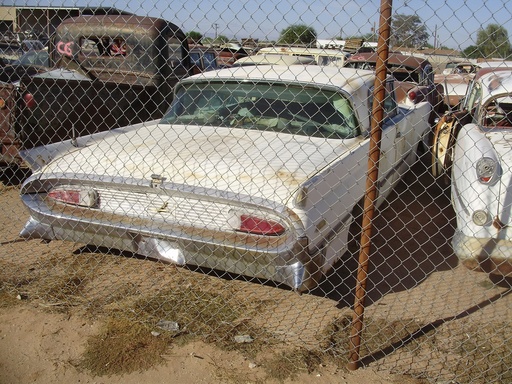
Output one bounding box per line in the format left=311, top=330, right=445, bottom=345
left=434, top=61, right=512, bottom=109
left=433, top=68, right=512, bottom=277
left=16, top=15, right=192, bottom=150
left=0, top=49, right=51, bottom=83
left=345, top=52, right=446, bottom=123
left=19, top=65, right=431, bottom=291
left=431, top=65, right=512, bottom=180
left=257, top=46, right=348, bottom=67
left=188, top=45, right=221, bottom=74
left=434, top=62, right=477, bottom=109
left=0, top=14, right=193, bottom=174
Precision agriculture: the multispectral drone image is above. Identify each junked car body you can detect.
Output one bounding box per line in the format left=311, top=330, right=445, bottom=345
left=188, top=45, right=221, bottom=74
left=19, top=65, right=431, bottom=291
left=434, top=62, right=477, bottom=108
left=0, top=15, right=192, bottom=173
left=0, top=49, right=51, bottom=83
left=432, top=66, right=512, bottom=180
left=345, top=52, right=445, bottom=123
left=434, top=61, right=512, bottom=109
left=435, top=68, right=512, bottom=276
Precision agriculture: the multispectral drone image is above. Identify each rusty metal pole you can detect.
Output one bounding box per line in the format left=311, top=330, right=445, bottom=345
left=347, top=0, right=392, bottom=371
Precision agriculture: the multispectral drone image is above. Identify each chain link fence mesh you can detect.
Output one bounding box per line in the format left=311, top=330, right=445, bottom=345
left=0, top=1, right=511, bottom=383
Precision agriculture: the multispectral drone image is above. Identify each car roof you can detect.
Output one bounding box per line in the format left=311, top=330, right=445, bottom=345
left=474, top=66, right=512, bottom=81
left=57, top=15, right=186, bottom=40
left=346, top=52, right=430, bottom=69
left=232, top=54, right=317, bottom=66
left=183, top=65, right=375, bottom=91
left=258, top=46, right=347, bottom=56
left=477, top=60, right=512, bottom=69
left=478, top=69, right=512, bottom=102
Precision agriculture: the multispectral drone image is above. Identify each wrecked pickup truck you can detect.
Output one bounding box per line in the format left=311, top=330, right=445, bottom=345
left=0, top=14, right=192, bottom=173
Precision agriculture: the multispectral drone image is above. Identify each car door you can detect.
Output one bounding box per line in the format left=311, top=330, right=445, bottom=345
left=373, top=82, right=409, bottom=201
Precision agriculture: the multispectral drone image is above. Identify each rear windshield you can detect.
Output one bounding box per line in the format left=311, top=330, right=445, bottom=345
left=161, top=81, right=360, bottom=139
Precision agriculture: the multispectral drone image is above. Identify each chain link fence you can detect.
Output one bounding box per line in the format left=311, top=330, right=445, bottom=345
left=0, top=1, right=511, bottom=383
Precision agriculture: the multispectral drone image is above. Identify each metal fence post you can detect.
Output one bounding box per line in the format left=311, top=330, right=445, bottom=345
left=347, top=0, right=392, bottom=371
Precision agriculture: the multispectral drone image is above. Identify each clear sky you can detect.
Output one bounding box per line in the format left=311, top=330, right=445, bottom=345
left=4, top=0, right=512, bottom=49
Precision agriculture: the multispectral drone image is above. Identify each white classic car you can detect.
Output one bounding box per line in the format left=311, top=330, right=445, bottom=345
left=19, top=66, right=431, bottom=291
left=451, top=69, right=512, bottom=276
left=437, top=68, right=512, bottom=276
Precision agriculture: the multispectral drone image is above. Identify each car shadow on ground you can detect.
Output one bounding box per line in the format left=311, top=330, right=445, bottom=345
left=311, top=160, right=459, bottom=307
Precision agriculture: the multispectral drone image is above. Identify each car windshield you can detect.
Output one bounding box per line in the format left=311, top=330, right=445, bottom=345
left=161, top=81, right=360, bottom=139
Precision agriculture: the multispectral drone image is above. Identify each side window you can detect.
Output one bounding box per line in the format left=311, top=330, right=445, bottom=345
left=422, top=64, right=435, bottom=87
left=203, top=53, right=217, bottom=70
left=384, top=82, right=398, bottom=119
left=167, top=37, right=183, bottom=67
left=465, top=82, right=481, bottom=112
left=80, top=38, right=103, bottom=56
left=367, top=82, right=398, bottom=125
left=79, top=37, right=127, bottom=57
left=189, top=52, right=201, bottom=68
left=109, top=38, right=127, bottom=56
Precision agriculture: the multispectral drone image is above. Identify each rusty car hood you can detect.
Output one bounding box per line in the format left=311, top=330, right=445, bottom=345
left=27, top=122, right=362, bottom=205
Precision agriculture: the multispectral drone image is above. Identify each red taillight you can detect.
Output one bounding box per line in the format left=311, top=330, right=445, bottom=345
left=48, top=189, right=81, bottom=204
left=239, top=214, right=286, bottom=235
left=408, top=91, right=417, bottom=102
left=23, top=93, right=35, bottom=109
left=48, top=188, right=98, bottom=207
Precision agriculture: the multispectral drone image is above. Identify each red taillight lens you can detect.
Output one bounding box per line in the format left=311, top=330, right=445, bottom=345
left=239, top=214, right=286, bottom=235
left=408, top=91, right=417, bottom=102
left=48, top=188, right=98, bottom=207
left=48, top=189, right=81, bottom=204
left=23, top=93, right=35, bottom=109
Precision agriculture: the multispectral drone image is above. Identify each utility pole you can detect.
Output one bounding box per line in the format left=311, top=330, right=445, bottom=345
left=213, top=23, right=218, bottom=39
left=434, top=24, right=438, bottom=50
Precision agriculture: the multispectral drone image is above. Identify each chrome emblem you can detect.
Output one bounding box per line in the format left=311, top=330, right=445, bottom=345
left=150, top=174, right=166, bottom=188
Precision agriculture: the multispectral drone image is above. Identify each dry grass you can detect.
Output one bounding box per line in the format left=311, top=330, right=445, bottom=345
left=79, top=316, right=175, bottom=376
left=260, top=348, right=324, bottom=382
left=77, top=284, right=283, bottom=377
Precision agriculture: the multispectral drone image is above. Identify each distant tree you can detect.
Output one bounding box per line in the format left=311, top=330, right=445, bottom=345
left=361, top=32, right=378, bottom=43
left=215, top=35, right=230, bottom=44
left=462, top=45, right=484, bottom=59
left=335, top=33, right=377, bottom=43
left=202, top=37, right=213, bottom=45
left=391, top=14, right=430, bottom=48
left=278, top=24, right=317, bottom=46
left=476, top=24, right=511, bottom=58
left=186, top=31, right=203, bottom=44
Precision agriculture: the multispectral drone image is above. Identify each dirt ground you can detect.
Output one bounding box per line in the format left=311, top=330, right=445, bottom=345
left=0, top=304, right=421, bottom=384
left=0, top=164, right=510, bottom=384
